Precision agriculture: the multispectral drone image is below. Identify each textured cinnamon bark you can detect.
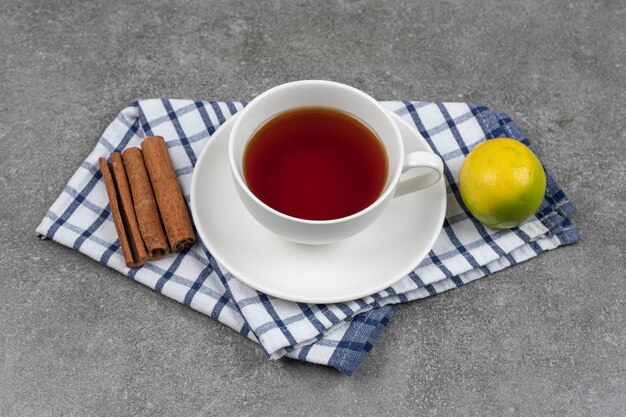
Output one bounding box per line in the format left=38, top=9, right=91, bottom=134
left=99, top=157, right=147, bottom=268
left=109, top=152, right=149, bottom=267
left=122, top=148, right=169, bottom=260
left=141, top=136, right=196, bottom=252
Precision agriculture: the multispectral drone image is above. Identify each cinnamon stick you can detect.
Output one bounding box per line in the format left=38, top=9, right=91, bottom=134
left=122, top=148, right=169, bottom=260
left=141, top=136, right=196, bottom=252
left=110, top=152, right=149, bottom=267
left=99, top=156, right=148, bottom=268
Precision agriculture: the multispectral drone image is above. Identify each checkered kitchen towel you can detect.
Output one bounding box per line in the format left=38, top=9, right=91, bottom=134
left=37, top=99, right=579, bottom=375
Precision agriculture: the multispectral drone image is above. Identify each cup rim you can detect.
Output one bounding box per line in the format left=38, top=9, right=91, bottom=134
left=228, top=79, right=404, bottom=225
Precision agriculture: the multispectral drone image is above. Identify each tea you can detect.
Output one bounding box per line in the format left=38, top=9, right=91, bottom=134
left=243, top=107, right=388, bottom=221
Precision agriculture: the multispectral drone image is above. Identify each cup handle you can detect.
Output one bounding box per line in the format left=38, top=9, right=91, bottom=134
left=394, top=151, right=444, bottom=198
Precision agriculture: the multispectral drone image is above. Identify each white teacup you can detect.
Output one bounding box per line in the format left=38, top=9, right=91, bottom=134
left=229, top=80, right=444, bottom=244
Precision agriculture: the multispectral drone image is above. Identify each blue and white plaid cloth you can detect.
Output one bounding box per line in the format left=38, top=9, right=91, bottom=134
left=37, top=99, right=579, bottom=375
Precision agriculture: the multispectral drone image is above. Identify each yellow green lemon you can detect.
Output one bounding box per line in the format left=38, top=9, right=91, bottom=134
left=459, top=138, right=546, bottom=229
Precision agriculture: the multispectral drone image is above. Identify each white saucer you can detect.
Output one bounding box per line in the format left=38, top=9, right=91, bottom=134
left=190, top=110, right=446, bottom=304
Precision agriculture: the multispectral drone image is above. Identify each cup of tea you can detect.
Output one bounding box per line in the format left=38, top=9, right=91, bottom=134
left=229, top=80, right=444, bottom=244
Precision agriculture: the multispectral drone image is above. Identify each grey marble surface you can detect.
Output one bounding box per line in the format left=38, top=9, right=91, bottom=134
left=1, top=0, right=624, bottom=415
